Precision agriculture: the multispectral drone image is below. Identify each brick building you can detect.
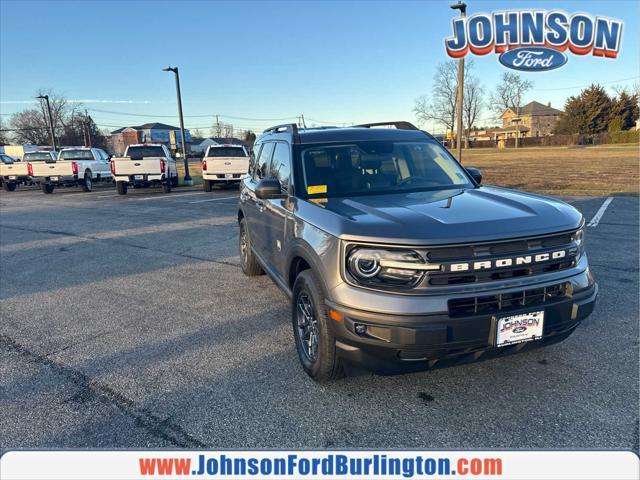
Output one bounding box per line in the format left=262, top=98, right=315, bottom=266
left=501, top=101, right=563, bottom=137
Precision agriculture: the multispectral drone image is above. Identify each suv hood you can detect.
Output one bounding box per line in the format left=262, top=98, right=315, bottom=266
left=298, top=186, right=583, bottom=245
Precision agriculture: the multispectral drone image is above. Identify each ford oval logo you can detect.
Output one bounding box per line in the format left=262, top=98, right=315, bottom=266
left=513, top=326, right=527, bottom=334
left=498, top=47, right=568, bottom=72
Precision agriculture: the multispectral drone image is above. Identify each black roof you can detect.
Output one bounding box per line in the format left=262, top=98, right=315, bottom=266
left=257, top=123, right=432, bottom=144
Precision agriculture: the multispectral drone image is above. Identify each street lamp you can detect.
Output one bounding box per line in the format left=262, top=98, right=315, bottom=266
left=163, top=66, right=192, bottom=186
left=36, top=94, right=57, bottom=151
left=451, top=1, right=467, bottom=162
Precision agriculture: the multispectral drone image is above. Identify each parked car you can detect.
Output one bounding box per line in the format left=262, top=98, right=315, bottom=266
left=201, top=144, right=249, bottom=191
left=238, top=122, right=597, bottom=381
left=110, top=144, right=178, bottom=195
left=29, top=147, right=111, bottom=194
left=0, top=154, right=31, bottom=191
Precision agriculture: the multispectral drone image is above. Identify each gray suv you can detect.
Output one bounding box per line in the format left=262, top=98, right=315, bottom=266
left=238, top=122, right=597, bottom=381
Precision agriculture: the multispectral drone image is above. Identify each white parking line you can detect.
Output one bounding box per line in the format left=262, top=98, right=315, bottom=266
left=587, top=197, right=614, bottom=227
left=189, top=196, right=238, bottom=204
left=96, top=194, right=119, bottom=198
left=136, top=192, right=205, bottom=201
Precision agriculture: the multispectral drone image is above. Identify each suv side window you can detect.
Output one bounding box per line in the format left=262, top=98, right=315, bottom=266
left=269, top=142, right=291, bottom=193
left=254, top=142, right=275, bottom=180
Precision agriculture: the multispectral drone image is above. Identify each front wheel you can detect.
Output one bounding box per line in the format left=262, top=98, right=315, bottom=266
left=292, top=270, right=345, bottom=382
left=41, top=183, right=54, bottom=194
left=3, top=182, right=16, bottom=192
left=239, top=218, right=263, bottom=276
left=116, top=181, right=127, bottom=195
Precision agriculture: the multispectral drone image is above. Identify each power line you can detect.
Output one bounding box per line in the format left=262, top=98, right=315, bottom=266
left=533, top=76, right=639, bottom=92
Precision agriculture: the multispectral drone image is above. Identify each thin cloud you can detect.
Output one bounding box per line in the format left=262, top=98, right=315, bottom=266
left=1, top=99, right=152, bottom=104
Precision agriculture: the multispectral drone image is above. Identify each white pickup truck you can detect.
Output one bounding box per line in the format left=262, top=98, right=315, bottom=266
left=29, top=147, right=112, bottom=194
left=110, top=144, right=178, bottom=195
left=0, top=154, right=31, bottom=191
left=201, top=144, right=249, bottom=191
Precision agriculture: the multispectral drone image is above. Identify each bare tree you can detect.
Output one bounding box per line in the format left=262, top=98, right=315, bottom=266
left=413, top=60, right=480, bottom=147
left=0, top=118, right=11, bottom=144
left=489, top=72, right=533, bottom=117
left=223, top=123, right=234, bottom=138
left=463, top=74, right=484, bottom=148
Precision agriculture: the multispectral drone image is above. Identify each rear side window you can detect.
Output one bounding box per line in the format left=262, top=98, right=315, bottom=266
left=1, top=155, right=14, bottom=164
left=269, top=142, right=291, bottom=193
left=254, top=142, right=275, bottom=180
left=206, top=147, right=246, bottom=157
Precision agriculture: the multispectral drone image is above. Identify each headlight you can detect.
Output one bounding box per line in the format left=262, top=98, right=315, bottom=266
left=572, top=226, right=585, bottom=258
left=346, top=247, right=439, bottom=289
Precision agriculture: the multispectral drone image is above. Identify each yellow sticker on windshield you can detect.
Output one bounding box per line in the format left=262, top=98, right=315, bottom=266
left=307, top=185, right=327, bottom=195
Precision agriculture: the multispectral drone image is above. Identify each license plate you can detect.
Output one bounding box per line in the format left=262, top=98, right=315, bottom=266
left=50, top=176, right=58, bottom=181
left=134, top=175, right=143, bottom=180
left=496, top=311, right=544, bottom=347
left=8, top=176, right=16, bottom=180
left=225, top=173, right=234, bottom=179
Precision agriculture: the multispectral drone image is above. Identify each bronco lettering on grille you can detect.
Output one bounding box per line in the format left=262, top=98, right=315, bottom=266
left=447, top=250, right=566, bottom=272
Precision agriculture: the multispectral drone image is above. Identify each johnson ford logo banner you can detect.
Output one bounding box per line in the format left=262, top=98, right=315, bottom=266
left=444, top=10, right=623, bottom=72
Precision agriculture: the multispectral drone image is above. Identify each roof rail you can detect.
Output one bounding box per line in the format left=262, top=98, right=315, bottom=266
left=263, top=123, right=299, bottom=135
left=353, top=121, right=419, bottom=131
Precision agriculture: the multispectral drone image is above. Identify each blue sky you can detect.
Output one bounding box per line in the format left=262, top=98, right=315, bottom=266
left=1, top=0, right=638, bottom=135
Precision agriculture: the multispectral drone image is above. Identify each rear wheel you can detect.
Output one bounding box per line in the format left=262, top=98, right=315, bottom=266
left=203, top=179, right=212, bottom=192
left=162, top=181, right=172, bottom=193
left=116, top=181, right=127, bottom=195
left=3, top=182, right=16, bottom=192
left=239, top=218, right=263, bottom=276
left=292, top=270, right=345, bottom=382
left=41, top=183, right=54, bottom=194
left=82, top=171, right=92, bottom=192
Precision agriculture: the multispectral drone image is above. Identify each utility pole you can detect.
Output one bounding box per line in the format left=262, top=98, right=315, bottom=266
left=215, top=115, right=220, bottom=137
left=301, top=114, right=307, bottom=128
left=36, top=94, right=57, bottom=151
left=512, top=118, right=522, bottom=148
left=451, top=2, right=467, bottom=162
left=163, top=66, right=192, bottom=185
left=84, top=109, right=91, bottom=147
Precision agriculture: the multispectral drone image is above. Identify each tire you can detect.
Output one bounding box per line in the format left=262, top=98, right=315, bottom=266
left=162, top=181, right=172, bottom=193
left=171, top=175, right=179, bottom=187
left=203, top=179, right=212, bottom=192
left=41, top=183, right=54, bottom=194
left=116, top=181, right=127, bottom=195
left=3, top=182, right=16, bottom=192
left=292, top=270, right=345, bottom=382
left=82, top=171, right=92, bottom=192
left=239, top=218, right=263, bottom=276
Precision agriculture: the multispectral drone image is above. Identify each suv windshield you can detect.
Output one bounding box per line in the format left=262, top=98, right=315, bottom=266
left=126, top=146, right=165, bottom=159
left=24, top=152, right=53, bottom=161
left=300, top=140, right=472, bottom=198
left=206, top=147, right=246, bottom=157
left=59, top=150, right=94, bottom=161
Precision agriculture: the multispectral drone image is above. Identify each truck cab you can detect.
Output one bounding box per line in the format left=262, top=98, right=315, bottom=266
left=110, top=144, right=178, bottom=195
left=201, top=144, right=249, bottom=191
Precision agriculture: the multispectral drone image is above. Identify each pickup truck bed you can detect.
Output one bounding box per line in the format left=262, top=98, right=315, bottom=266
left=0, top=162, right=31, bottom=191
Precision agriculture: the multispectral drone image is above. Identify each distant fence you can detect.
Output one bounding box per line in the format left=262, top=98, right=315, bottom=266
left=467, top=131, right=639, bottom=148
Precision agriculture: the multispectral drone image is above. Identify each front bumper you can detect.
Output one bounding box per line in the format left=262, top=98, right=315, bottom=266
left=327, top=274, right=597, bottom=375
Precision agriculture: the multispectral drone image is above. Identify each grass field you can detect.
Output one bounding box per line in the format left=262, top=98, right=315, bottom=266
left=178, top=144, right=639, bottom=196
left=456, top=144, right=639, bottom=196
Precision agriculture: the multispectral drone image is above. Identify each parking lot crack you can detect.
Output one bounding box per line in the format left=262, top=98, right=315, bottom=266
left=0, top=333, right=207, bottom=448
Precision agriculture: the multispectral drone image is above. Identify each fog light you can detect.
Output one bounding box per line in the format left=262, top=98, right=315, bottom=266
left=354, top=324, right=367, bottom=336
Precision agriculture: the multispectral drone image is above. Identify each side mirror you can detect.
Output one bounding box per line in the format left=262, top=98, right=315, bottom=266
left=255, top=178, right=283, bottom=199
left=466, top=167, right=482, bottom=185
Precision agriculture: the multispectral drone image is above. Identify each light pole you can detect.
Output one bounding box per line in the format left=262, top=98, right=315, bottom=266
left=512, top=118, right=522, bottom=148
left=36, top=94, right=57, bottom=151
left=163, top=66, right=192, bottom=186
left=451, top=1, right=466, bottom=162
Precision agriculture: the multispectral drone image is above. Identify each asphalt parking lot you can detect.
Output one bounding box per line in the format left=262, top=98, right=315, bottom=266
left=1, top=185, right=638, bottom=452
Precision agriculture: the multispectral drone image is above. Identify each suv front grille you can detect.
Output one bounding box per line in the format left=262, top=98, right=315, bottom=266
left=448, top=283, right=571, bottom=318
left=423, top=231, right=578, bottom=287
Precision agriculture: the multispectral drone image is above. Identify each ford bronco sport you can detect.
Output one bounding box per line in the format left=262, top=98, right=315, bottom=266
left=238, top=122, right=597, bottom=381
